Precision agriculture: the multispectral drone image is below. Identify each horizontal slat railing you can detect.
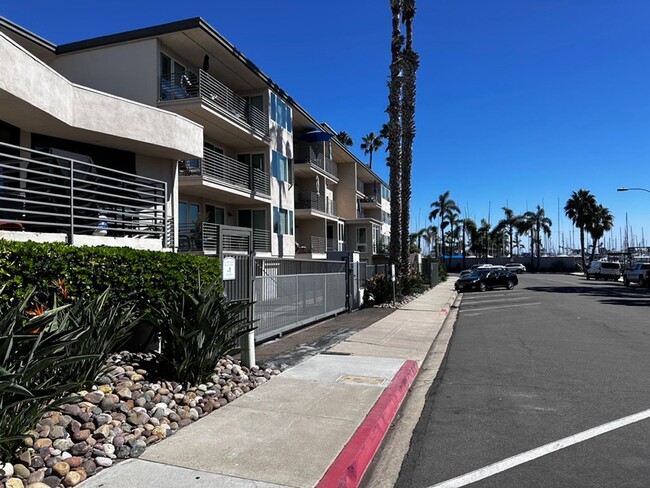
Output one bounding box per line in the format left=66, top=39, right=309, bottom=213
left=180, top=148, right=270, bottom=197
left=295, top=192, right=337, bottom=216
left=159, top=71, right=268, bottom=137
left=0, top=143, right=167, bottom=244
left=253, top=228, right=271, bottom=252
left=300, top=146, right=338, bottom=179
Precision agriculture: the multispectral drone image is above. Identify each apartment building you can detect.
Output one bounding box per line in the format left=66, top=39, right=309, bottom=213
left=0, top=16, right=390, bottom=262
left=0, top=19, right=202, bottom=250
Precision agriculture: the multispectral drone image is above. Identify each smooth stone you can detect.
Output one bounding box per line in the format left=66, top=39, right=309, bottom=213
left=62, top=471, right=83, bottom=487
left=42, top=476, right=62, bottom=488
left=27, top=467, right=47, bottom=484
left=1, top=462, right=14, bottom=477
left=129, top=445, right=146, bottom=458
left=69, top=443, right=88, bottom=456
left=33, top=438, right=52, bottom=450
left=82, top=459, right=97, bottom=475
left=99, top=398, right=116, bottom=411
left=71, top=430, right=90, bottom=442
left=52, top=462, right=70, bottom=477
left=48, top=426, right=67, bottom=440
left=6, top=478, right=25, bottom=488
left=13, top=464, right=31, bottom=479
left=103, top=444, right=115, bottom=456
left=27, top=483, right=51, bottom=488
left=63, top=457, right=83, bottom=469
left=94, top=457, right=112, bottom=468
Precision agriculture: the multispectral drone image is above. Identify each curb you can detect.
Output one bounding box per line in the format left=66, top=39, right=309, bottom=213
left=316, top=359, right=420, bottom=488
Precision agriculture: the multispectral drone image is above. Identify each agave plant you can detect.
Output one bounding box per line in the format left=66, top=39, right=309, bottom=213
left=148, top=282, right=256, bottom=386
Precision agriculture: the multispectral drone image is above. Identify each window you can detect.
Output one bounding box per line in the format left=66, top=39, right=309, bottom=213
left=381, top=185, right=391, bottom=201
left=357, top=227, right=367, bottom=253
left=381, top=210, right=391, bottom=224
left=205, top=205, right=225, bottom=225
left=160, top=53, right=187, bottom=99
left=270, top=93, right=292, bottom=132
left=238, top=153, right=265, bottom=172
left=273, top=207, right=294, bottom=235
left=272, top=150, right=293, bottom=183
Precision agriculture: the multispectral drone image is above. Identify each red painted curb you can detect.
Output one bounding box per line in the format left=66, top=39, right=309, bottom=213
left=316, top=359, right=420, bottom=488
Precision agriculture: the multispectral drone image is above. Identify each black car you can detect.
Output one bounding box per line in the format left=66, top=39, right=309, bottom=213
left=454, top=268, right=518, bottom=292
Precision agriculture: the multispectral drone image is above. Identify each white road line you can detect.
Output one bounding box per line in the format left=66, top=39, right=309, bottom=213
left=461, top=296, right=531, bottom=305
left=429, top=408, right=650, bottom=488
left=460, top=302, right=542, bottom=313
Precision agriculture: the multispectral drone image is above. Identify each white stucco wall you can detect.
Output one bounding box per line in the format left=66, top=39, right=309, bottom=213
left=0, top=32, right=202, bottom=160
left=51, top=39, right=159, bottom=106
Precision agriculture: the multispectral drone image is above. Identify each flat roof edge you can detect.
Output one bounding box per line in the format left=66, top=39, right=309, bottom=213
left=0, top=16, right=56, bottom=52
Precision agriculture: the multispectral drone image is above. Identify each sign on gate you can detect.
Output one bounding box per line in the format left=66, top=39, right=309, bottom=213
left=222, top=256, right=236, bottom=281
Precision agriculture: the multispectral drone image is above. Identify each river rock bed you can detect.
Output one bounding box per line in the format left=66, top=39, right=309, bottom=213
left=0, top=352, right=281, bottom=488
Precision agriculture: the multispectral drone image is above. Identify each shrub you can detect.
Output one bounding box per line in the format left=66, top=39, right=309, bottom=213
left=147, top=282, right=255, bottom=386
left=438, top=261, right=448, bottom=282
left=363, top=273, right=394, bottom=305
left=0, top=240, right=223, bottom=314
left=400, top=269, right=427, bottom=296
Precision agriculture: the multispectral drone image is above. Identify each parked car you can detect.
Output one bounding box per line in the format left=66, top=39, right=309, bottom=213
left=623, top=262, right=650, bottom=287
left=504, top=262, right=526, bottom=273
left=585, top=260, right=621, bottom=281
left=455, top=268, right=518, bottom=292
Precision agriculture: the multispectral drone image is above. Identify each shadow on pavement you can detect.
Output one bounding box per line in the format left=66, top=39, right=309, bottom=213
left=527, top=278, right=650, bottom=307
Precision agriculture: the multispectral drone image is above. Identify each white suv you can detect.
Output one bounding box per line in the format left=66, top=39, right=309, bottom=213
left=505, top=263, right=526, bottom=273
left=586, top=261, right=621, bottom=281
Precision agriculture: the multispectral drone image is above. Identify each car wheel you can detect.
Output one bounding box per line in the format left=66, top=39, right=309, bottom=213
left=506, top=280, right=515, bottom=290
left=624, top=277, right=630, bottom=287
left=639, top=276, right=645, bottom=287
left=479, top=282, right=487, bottom=292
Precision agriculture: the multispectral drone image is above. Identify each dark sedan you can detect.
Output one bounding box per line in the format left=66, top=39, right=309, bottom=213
left=455, top=268, right=518, bottom=292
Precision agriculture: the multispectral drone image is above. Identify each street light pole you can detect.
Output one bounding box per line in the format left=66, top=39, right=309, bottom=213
left=617, top=187, right=650, bottom=193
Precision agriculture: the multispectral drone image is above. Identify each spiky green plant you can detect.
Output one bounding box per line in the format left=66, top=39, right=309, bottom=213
left=148, top=283, right=256, bottom=386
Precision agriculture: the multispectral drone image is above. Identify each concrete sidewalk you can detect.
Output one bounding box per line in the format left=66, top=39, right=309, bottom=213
left=80, top=280, right=458, bottom=488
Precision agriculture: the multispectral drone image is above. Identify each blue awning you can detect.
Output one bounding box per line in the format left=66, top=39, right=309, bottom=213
left=301, top=130, right=335, bottom=142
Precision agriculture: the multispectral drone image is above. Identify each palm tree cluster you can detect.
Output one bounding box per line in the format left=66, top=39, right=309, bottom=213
left=564, top=189, right=614, bottom=272
left=415, top=189, right=615, bottom=272
left=420, top=191, right=553, bottom=271
left=385, top=0, right=419, bottom=277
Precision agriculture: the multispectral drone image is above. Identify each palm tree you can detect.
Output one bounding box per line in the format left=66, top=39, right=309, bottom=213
left=429, top=191, right=460, bottom=263
left=587, top=204, right=614, bottom=264
left=446, top=209, right=460, bottom=267
left=478, top=219, right=491, bottom=261
left=459, top=218, right=476, bottom=270
left=399, top=0, right=418, bottom=276
left=565, top=189, right=597, bottom=272
left=494, top=207, right=518, bottom=258
left=422, top=225, right=438, bottom=257
left=387, top=0, right=404, bottom=272
left=360, top=132, right=384, bottom=169
left=523, top=205, right=552, bottom=271
left=336, top=131, right=353, bottom=147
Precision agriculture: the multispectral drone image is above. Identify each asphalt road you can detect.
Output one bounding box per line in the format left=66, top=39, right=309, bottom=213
left=396, top=273, right=650, bottom=488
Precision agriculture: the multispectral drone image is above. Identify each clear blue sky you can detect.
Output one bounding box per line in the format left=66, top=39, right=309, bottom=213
left=4, top=0, right=650, bottom=252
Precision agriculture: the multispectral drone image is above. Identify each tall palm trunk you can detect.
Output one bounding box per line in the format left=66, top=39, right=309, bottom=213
left=387, top=0, right=404, bottom=272
left=399, top=0, right=418, bottom=276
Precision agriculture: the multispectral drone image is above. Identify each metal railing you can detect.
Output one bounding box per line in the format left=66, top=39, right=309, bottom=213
left=295, top=146, right=338, bottom=179
left=310, top=236, right=326, bottom=253
left=177, top=222, right=270, bottom=254
left=295, top=192, right=337, bottom=216
left=253, top=258, right=347, bottom=342
left=181, top=148, right=270, bottom=197
left=159, top=70, right=268, bottom=137
left=253, top=228, right=271, bottom=252
left=0, top=143, right=167, bottom=245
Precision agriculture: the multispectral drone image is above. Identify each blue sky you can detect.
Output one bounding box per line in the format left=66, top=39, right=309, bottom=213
left=4, top=0, right=650, bottom=252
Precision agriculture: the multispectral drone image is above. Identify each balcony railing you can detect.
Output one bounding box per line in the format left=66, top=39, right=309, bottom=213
left=178, top=222, right=270, bottom=254
left=310, top=236, right=326, bottom=254
left=159, top=70, right=268, bottom=138
left=295, top=192, right=337, bottom=216
left=295, top=146, right=338, bottom=179
left=0, top=142, right=168, bottom=245
left=356, top=180, right=365, bottom=194
left=180, top=147, right=270, bottom=197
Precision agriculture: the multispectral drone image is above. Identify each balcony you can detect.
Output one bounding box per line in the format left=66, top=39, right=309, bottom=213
left=0, top=143, right=168, bottom=246
left=296, top=146, right=338, bottom=180
left=359, top=195, right=381, bottom=209
left=178, top=222, right=270, bottom=254
left=159, top=70, right=268, bottom=138
left=356, top=180, right=365, bottom=194
left=180, top=147, right=270, bottom=198
left=295, top=192, right=337, bottom=217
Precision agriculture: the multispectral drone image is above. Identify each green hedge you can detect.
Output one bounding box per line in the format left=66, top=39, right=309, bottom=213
left=0, top=240, right=223, bottom=311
